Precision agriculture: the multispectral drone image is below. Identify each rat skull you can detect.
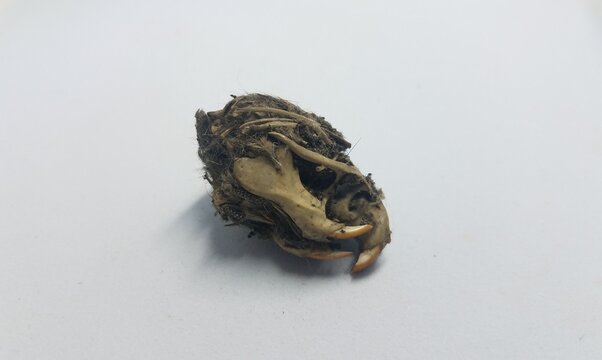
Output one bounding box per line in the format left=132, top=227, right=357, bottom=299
left=196, top=94, right=391, bottom=272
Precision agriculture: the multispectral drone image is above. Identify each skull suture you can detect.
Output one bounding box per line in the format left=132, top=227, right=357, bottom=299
left=196, top=94, right=391, bottom=272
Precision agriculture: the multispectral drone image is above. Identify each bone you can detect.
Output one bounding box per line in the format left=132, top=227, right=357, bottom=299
left=306, top=250, right=354, bottom=260
left=233, top=146, right=347, bottom=241
left=358, top=202, right=391, bottom=250
left=235, top=106, right=332, bottom=145
left=239, top=117, right=297, bottom=128
left=329, top=224, right=373, bottom=239
left=242, top=122, right=297, bottom=134
left=268, top=132, right=364, bottom=179
left=273, top=236, right=354, bottom=260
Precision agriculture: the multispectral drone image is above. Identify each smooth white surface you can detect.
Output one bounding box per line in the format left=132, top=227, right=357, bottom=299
left=1, top=0, right=602, bottom=359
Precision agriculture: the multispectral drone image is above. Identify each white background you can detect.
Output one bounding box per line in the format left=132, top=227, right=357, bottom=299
left=1, top=0, right=602, bottom=359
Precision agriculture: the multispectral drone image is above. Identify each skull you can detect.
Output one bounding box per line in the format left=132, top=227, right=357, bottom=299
left=196, top=94, right=391, bottom=272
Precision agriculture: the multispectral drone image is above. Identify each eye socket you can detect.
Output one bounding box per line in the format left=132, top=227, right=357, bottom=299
left=294, top=156, right=337, bottom=192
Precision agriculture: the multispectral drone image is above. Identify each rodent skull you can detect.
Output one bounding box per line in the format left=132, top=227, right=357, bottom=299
left=196, top=94, right=391, bottom=272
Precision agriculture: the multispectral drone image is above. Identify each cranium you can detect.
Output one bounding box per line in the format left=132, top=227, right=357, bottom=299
left=196, top=94, right=391, bottom=272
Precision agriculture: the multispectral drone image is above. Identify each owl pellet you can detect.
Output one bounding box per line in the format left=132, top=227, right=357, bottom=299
left=195, top=94, right=391, bottom=272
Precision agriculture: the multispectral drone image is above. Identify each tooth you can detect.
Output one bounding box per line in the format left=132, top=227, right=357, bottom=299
left=352, top=246, right=382, bottom=273
left=350, top=202, right=390, bottom=272
left=329, top=224, right=373, bottom=239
